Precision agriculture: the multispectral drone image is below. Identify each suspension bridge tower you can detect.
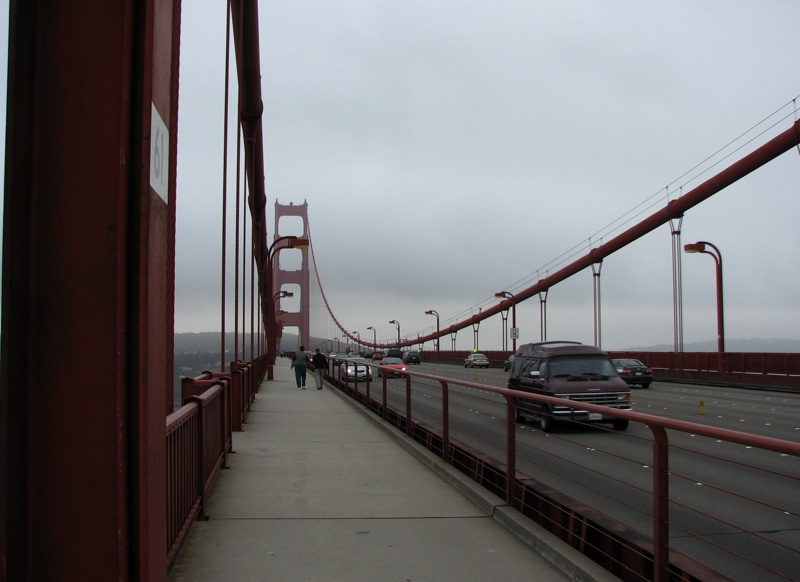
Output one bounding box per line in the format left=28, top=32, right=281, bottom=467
left=273, top=201, right=311, bottom=350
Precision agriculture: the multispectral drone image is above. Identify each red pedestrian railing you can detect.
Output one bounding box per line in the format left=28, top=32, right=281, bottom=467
left=166, top=355, right=266, bottom=570
left=328, top=359, right=800, bottom=581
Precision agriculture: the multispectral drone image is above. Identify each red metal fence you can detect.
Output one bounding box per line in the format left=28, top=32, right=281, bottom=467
left=166, top=356, right=265, bottom=570
left=329, top=358, right=800, bottom=581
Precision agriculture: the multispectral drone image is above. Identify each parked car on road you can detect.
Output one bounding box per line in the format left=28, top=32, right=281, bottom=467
left=403, top=351, right=421, bottom=364
left=611, top=358, right=653, bottom=389
left=464, top=353, right=490, bottom=368
left=508, top=341, right=631, bottom=432
left=378, top=357, right=407, bottom=377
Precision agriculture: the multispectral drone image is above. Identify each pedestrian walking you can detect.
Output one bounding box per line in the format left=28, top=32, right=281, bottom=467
left=312, top=348, right=327, bottom=390
left=290, top=346, right=309, bottom=389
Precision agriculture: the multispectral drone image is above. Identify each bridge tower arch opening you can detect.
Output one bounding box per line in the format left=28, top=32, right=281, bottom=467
left=273, top=201, right=311, bottom=350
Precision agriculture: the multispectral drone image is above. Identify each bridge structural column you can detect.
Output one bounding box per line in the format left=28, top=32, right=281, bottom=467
left=1, top=1, right=180, bottom=580
left=272, top=201, right=311, bottom=351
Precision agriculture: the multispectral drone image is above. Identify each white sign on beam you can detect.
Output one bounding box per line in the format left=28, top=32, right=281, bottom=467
left=150, top=103, right=169, bottom=203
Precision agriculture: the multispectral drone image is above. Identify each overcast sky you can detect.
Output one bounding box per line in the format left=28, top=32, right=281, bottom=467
left=6, top=3, right=794, bottom=352
left=173, top=1, right=800, bottom=351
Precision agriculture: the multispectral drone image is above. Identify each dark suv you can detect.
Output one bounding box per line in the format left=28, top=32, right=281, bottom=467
left=507, top=341, right=631, bottom=432
left=385, top=348, right=404, bottom=359
left=402, top=351, right=421, bottom=364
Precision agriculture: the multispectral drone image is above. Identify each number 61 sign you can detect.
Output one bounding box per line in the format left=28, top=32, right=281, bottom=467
left=150, top=103, right=169, bottom=203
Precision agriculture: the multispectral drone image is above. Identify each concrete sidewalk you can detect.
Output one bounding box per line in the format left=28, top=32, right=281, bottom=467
left=169, top=362, right=616, bottom=582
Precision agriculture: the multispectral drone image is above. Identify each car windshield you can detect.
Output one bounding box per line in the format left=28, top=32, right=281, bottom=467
left=382, top=357, right=404, bottom=365
left=472, top=354, right=487, bottom=359
left=615, top=359, right=643, bottom=367
left=547, top=357, right=616, bottom=378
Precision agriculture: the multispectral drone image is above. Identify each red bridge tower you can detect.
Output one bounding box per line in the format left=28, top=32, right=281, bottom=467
left=272, top=201, right=311, bottom=351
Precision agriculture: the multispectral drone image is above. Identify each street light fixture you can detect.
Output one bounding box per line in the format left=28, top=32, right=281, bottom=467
left=424, top=310, right=439, bottom=352
left=684, top=241, right=725, bottom=352
left=352, top=331, right=361, bottom=354
left=273, top=290, right=293, bottom=304
left=367, top=326, right=377, bottom=348
left=265, top=236, right=309, bottom=379
left=389, top=320, right=400, bottom=346
left=494, top=291, right=517, bottom=352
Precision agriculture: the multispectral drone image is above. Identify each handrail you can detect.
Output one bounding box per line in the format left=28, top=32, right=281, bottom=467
left=329, top=362, right=800, bottom=581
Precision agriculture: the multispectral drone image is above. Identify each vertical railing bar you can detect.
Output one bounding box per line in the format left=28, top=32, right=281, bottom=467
left=650, top=425, right=670, bottom=582
left=440, top=380, right=449, bottom=462
left=505, top=395, right=516, bottom=504
left=405, top=373, right=413, bottom=436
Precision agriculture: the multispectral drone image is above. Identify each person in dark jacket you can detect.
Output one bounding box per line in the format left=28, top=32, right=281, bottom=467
left=311, top=348, right=327, bottom=390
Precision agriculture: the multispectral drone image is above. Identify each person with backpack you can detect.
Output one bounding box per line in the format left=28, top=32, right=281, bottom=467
left=290, top=346, right=309, bottom=389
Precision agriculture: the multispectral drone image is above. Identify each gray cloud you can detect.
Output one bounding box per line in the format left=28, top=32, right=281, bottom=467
left=174, top=1, right=800, bottom=350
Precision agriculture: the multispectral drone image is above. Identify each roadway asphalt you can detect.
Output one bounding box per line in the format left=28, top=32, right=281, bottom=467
left=168, top=362, right=618, bottom=582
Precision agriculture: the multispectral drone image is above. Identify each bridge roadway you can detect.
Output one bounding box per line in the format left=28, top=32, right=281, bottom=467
left=168, top=362, right=616, bottom=581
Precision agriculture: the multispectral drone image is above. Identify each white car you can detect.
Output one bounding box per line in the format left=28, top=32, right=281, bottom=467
left=340, top=357, right=371, bottom=381
left=464, top=353, right=490, bottom=368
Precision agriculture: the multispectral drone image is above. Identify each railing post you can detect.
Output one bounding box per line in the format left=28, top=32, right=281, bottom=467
left=186, top=395, right=208, bottom=522
left=649, top=425, right=670, bottom=581
left=405, top=373, right=413, bottom=436
left=440, top=380, right=450, bottom=462
left=382, top=375, right=388, bottom=420
left=229, top=366, right=244, bottom=430
left=505, top=396, right=516, bottom=504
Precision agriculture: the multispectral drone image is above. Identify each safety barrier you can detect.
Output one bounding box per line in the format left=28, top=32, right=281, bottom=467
left=166, top=355, right=265, bottom=570
left=328, top=358, right=800, bottom=581
left=422, top=350, right=800, bottom=391
left=609, top=351, right=800, bottom=390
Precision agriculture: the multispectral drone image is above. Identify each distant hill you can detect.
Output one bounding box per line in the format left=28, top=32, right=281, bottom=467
left=174, top=331, right=301, bottom=354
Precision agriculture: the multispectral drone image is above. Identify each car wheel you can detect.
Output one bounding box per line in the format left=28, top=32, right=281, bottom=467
left=539, top=406, right=555, bottom=432
left=612, top=419, right=629, bottom=431
left=641, top=383, right=651, bottom=389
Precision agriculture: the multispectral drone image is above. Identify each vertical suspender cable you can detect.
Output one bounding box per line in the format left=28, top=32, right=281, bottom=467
left=250, top=230, right=255, bottom=361
left=234, top=0, right=244, bottom=363
left=220, top=2, right=231, bottom=371
left=241, top=163, right=248, bottom=360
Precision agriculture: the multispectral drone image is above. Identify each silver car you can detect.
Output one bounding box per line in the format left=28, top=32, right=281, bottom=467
left=464, top=353, right=490, bottom=368
left=340, top=357, right=372, bottom=381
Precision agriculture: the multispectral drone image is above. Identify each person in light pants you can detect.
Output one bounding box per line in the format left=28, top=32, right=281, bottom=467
left=312, top=348, right=327, bottom=390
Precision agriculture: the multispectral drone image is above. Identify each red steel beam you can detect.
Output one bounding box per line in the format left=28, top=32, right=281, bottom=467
left=413, top=119, right=800, bottom=348
left=228, top=0, right=271, bottom=307
left=1, top=1, right=179, bottom=579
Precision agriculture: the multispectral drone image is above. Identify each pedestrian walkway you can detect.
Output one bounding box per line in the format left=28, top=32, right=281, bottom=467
left=169, top=362, right=616, bottom=581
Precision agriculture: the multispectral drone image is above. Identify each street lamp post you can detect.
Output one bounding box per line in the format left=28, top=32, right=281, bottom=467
left=270, top=290, right=293, bottom=370
left=352, top=331, right=361, bottom=354
left=494, top=291, right=517, bottom=352
left=367, top=326, right=377, bottom=348
left=684, top=241, right=725, bottom=352
left=389, top=320, right=400, bottom=346
left=264, top=236, right=309, bottom=379
left=424, top=310, right=439, bottom=352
